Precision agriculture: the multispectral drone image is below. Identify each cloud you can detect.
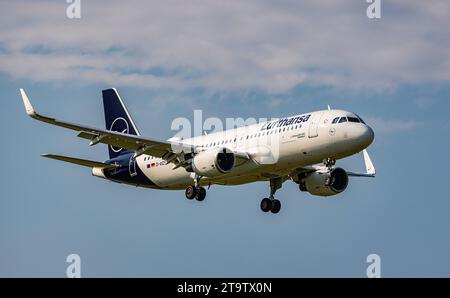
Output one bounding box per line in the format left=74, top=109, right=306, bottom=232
left=365, top=117, right=424, bottom=134
left=0, top=0, right=449, bottom=93
left=414, top=98, right=434, bottom=109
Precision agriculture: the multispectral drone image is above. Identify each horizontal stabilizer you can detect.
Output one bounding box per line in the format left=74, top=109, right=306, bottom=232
left=42, top=154, right=119, bottom=169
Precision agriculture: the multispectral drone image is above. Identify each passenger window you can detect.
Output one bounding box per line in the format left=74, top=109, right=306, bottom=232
left=339, top=117, right=348, bottom=123
left=332, top=117, right=340, bottom=124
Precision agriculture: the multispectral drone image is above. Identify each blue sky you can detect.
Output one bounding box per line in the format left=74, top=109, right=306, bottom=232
left=1, top=0, right=450, bottom=277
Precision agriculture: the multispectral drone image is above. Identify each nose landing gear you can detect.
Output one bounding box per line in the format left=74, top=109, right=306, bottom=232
left=322, top=158, right=337, bottom=186
left=323, top=158, right=336, bottom=170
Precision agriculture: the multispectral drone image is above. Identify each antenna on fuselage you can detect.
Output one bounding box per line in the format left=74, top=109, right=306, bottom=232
left=327, top=105, right=331, bottom=111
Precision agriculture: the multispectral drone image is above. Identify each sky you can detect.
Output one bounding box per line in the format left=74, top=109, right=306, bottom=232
left=1, top=0, right=450, bottom=277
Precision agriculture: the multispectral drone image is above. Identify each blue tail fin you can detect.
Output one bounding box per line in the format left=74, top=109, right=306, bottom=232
left=102, top=88, right=141, bottom=159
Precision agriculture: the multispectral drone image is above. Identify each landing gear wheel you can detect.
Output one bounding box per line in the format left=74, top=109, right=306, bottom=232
left=185, top=185, right=197, bottom=200
left=323, top=158, right=336, bottom=170
left=270, top=199, right=281, bottom=214
left=196, top=187, right=206, bottom=201
left=260, top=198, right=272, bottom=212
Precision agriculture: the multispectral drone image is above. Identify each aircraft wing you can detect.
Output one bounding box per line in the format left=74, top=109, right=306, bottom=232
left=20, top=89, right=195, bottom=161
left=291, top=149, right=376, bottom=178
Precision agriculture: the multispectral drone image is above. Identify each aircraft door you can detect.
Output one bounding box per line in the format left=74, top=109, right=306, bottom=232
left=308, top=112, right=323, bottom=138
left=232, top=128, right=238, bottom=149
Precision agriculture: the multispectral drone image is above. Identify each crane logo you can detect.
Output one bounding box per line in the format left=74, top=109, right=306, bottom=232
left=110, top=117, right=129, bottom=153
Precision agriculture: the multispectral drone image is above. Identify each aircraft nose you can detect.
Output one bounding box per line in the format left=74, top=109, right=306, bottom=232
left=358, top=125, right=374, bottom=147
left=367, top=125, right=375, bottom=143
left=349, top=124, right=374, bottom=149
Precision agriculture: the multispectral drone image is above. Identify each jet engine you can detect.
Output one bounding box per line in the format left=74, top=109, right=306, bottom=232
left=190, top=148, right=235, bottom=177
left=298, top=167, right=348, bottom=196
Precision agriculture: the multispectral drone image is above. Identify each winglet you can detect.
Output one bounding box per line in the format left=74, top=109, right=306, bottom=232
left=363, top=149, right=376, bottom=176
left=19, top=88, right=36, bottom=116
left=347, top=149, right=376, bottom=177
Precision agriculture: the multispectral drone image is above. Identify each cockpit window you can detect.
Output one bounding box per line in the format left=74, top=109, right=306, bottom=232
left=339, top=117, right=348, bottom=123
left=332, top=117, right=340, bottom=124
left=348, top=117, right=360, bottom=123
left=353, top=113, right=366, bottom=124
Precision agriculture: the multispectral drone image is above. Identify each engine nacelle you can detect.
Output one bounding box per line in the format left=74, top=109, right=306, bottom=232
left=191, top=148, right=235, bottom=177
left=299, top=167, right=348, bottom=197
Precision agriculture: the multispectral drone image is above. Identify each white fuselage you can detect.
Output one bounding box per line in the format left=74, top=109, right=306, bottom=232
left=135, top=109, right=374, bottom=190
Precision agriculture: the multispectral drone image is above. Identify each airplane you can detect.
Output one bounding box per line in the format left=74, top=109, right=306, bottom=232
left=19, top=88, right=375, bottom=214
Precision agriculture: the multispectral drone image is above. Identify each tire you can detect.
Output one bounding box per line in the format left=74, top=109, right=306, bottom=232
left=271, top=199, right=281, bottom=214
left=196, top=187, right=206, bottom=201
left=185, top=185, right=197, bottom=200
left=260, top=198, right=272, bottom=212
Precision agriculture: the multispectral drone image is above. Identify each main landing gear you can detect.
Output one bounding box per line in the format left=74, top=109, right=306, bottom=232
left=185, top=185, right=207, bottom=201
left=260, top=177, right=283, bottom=214
left=185, top=175, right=207, bottom=201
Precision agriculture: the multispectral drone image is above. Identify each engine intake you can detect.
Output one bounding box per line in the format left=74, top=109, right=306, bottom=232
left=299, top=167, right=348, bottom=196
left=191, top=148, right=235, bottom=177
